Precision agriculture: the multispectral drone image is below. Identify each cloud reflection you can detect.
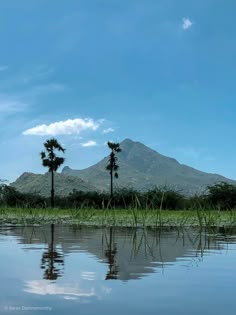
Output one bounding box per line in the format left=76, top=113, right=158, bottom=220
left=24, top=280, right=112, bottom=301
left=24, top=280, right=95, bottom=299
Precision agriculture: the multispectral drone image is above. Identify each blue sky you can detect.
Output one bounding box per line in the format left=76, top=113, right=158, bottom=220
left=1, top=0, right=236, bottom=182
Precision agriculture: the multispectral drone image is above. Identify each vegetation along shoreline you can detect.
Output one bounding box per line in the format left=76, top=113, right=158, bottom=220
left=1, top=138, right=236, bottom=228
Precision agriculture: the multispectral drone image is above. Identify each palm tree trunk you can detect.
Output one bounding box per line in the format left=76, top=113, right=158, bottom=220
left=51, top=170, right=54, bottom=208
left=110, top=169, right=113, bottom=199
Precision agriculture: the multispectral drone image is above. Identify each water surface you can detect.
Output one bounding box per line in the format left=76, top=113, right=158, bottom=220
left=0, top=225, right=236, bottom=314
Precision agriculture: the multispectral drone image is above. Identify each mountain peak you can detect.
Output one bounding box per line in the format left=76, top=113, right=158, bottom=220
left=12, top=139, right=236, bottom=196
left=121, top=138, right=135, bottom=144
left=120, top=138, right=151, bottom=153
left=61, top=138, right=235, bottom=195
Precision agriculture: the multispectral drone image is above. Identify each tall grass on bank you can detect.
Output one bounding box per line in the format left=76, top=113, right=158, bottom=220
left=1, top=207, right=236, bottom=228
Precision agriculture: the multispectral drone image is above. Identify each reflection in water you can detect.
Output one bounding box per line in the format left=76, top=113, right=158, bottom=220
left=104, top=227, right=118, bottom=280
left=24, top=280, right=96, bottom=299
left=1, top=225, right=236, bottom=315
left=0, top=225, right=236, bottom=282
left=41, top=224, right=64, bottom=280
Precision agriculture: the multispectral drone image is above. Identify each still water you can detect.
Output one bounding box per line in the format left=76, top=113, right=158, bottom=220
left=0, top=224, right=236, bottom=315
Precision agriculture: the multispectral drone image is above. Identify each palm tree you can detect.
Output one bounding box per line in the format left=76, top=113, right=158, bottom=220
left=40, top=138, right=65, bottom=208
left=106, top=142, right=122, bottom=199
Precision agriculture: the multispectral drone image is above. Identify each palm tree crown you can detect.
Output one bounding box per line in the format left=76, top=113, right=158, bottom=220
left=41, top=138, right=65, bottom=172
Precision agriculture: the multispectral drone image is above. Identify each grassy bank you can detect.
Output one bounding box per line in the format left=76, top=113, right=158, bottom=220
left=1, top=207, right=236, bottom=228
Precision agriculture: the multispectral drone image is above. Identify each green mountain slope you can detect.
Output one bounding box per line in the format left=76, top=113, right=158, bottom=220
left=11, top=172, right=97, bottom=197
left=62, top=139, right=236, bottom=195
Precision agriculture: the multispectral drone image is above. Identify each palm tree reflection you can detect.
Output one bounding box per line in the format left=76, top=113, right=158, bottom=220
left=41, top=224, right=64, bottom=280
left=104, top=227, right=119, bottom=280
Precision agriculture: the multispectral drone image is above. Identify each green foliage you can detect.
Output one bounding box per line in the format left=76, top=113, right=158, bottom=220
left=4, top=182, right=236, bottom=211
left=185, top=194, right=209, bottom=210
left=0, top=184, right=46, bottom=208
left=206, top=182, right=236, bottom=209
left=144, top=186, right=186, bottom=210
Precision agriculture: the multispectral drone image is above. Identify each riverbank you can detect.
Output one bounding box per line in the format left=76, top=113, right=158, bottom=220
left=1, top=208, right=236, bottom=227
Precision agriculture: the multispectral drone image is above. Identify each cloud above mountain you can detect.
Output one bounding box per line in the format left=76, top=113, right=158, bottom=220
left=81, top=140, right=97, bottom=147
left=103, top=128, right=114, bottom=134
left=23, top=118, right=101, bottom=136
left=182, top=18, right=193, bottom=30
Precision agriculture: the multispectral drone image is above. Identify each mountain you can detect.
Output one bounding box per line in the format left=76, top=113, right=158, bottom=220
left=11, top=139, right=236, bottom=196
left=62, top=138, right=236, bottom=195
left=11, top=172, right=97, bottom=197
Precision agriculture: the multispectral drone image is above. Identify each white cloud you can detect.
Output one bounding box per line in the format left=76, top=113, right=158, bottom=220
left=103, top=128, right=115, bottom=134
left=182, top=18, right=193, bottom=30
left=81, top=140, right=97, bottom=147
left=23, top=118, right=100, bottom=136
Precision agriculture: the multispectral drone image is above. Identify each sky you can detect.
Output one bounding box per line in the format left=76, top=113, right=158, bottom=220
left=1, top=0, right=236, bottom=183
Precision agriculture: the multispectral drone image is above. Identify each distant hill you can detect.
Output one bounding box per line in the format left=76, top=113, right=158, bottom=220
left=62, top=138, right=236, bottom=195
left=11, top=172, right=97, bottom=197
left=11, top=139, right=236, bottom=196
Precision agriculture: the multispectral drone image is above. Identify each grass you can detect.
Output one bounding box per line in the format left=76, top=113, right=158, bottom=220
left=1, top=207, right=236, bottom=228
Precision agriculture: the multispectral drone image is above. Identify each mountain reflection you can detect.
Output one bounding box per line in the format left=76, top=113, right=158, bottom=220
left=1, top=225, right=236, bottom=281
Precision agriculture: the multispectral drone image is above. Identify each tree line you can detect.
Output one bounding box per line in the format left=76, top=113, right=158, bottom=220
left=2, top=137, right=236, bottom=210
left=1, top=181, right=236, bottom=210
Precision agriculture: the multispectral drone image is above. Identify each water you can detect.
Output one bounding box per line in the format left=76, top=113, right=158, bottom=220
left=0, top=224, right=236, bottom=315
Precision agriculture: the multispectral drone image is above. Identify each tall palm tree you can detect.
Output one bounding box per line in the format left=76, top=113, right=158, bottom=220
left=106, top=142, right=122, bottom=199
left=40, top=138, right=65, bottom=208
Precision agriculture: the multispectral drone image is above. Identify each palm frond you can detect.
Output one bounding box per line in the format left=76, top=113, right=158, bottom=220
left=40, top=138, right=65, bottom=172
left=42, top=159, right=51, bottom=168
left=53, top=157, right=65, bottom=171
left=43, top=138, right=65, bottom=153
left=40, top=151, right=46, bottom=159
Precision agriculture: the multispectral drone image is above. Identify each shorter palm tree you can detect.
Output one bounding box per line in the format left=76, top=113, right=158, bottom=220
left=106, top=142, right=122, bottom=199
left=40, top=138, right=65, bottom=208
